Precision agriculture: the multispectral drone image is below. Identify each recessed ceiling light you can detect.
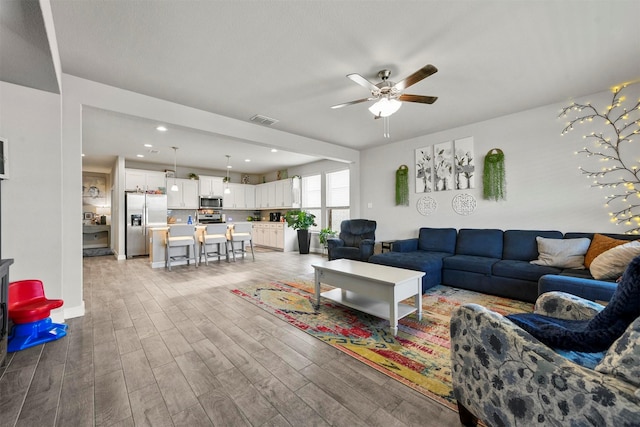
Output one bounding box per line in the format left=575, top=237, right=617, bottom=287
left=227, top=165, right=232, bottom=169
left=245, top=159, right=251, bottom=162
left=136, top=154, right=144, bottom=158
left=81, top=153, right=85, bottom=157
left=271, top=149, right=278, bottom=153
left=144, top=144, right=153, bottom=148
left=156, top=125, right=167, bottom=132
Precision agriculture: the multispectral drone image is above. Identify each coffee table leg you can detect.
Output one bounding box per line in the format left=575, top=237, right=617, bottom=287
left=416, top=278, right=423, bottom=321
left=390, top=301, right=398, bottom=336
left=314, top=269, right=321, bottom=309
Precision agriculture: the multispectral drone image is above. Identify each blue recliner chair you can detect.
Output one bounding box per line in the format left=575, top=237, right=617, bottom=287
left=327, top=219, right=376, bottom=261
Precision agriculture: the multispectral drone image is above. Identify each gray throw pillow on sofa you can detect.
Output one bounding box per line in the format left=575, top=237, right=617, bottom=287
left=531, top=237, right=591, bottom=269
left=595, top=316, right=640, bottom=388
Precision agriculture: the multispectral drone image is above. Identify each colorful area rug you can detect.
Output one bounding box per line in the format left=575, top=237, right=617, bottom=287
left=231, top=280, right=533, bottom=411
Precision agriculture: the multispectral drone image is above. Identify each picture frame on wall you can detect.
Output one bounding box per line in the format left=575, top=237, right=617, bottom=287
left=0, top=137, right=9, bottom=180
left=454, top=137, right=475, bottom=190
left=415, top=145, right=433, bottom=193
left=434, top=141, right=454, bottom=191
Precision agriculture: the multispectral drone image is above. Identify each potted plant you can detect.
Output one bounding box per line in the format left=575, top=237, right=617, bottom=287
left=318, top=227, right=337, bottom=256
left=188, top=172, right=199, bottom=180
left=284, top=210, right=317, bottom=254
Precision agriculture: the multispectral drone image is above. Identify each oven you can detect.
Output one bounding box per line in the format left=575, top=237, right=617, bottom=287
left=197, top=211, right=224, bottom=224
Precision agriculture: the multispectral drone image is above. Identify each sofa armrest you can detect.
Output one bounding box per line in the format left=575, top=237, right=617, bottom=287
left=538, top=274, right=617, bottom=302
left=450, top=304, right=639, bottom=426
left=534, top=291, right=604, bottom=320
left=326, top=238, right=344, bottom=250
left=392, top=238, right=418, bottom=252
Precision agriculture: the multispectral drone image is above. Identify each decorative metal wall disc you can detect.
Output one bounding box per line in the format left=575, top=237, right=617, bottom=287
left=417, top=196, right=437, bottom=216
left=452, top=193, right=477, bottom=215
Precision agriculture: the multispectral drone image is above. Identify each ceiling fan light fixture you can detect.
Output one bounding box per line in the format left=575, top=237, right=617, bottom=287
left=368, top=98, right=402, bottom=117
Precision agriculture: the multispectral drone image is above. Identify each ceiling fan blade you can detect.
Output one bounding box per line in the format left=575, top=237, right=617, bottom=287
left=331, top=97, right=375, bottom=109
left=398, top=94, right=438, bottom=104
left=393, top=64, right=438, bottom=91
left=347, top=73, right=380, bottom=92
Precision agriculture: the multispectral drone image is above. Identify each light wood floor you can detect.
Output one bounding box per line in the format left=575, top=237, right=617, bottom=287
left=0, top=250, right=460, bottom=427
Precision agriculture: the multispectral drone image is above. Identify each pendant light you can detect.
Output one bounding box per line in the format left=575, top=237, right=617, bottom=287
left=170, top=147, right=179, bottom=192
left=224, top=155, right=231, bottom=194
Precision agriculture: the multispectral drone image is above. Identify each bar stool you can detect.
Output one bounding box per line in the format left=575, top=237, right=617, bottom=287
left=199, top=224, right=229, bottom=265
left=228, top=223, right=255, bottom=261
left=165, top=224, right=197, bottom=271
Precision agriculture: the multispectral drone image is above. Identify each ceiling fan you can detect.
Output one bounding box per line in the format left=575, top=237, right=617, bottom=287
left=331, top=64, right=438, bottom=119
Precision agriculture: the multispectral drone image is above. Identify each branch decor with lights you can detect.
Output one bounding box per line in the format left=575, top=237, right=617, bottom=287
left=559, top=84, right=640, bottom=234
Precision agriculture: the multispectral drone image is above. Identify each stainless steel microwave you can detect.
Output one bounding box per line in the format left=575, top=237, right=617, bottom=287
left=200, top=197, right=223, bottom=209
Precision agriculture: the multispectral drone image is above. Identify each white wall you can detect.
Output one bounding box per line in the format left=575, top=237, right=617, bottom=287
left=0, top=81, right=66, bottom=320
left=361, top=85, right=640, bottom=241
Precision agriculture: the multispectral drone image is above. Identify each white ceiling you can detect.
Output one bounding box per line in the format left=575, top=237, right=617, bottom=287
left=3, top=1, right=640, bottom=174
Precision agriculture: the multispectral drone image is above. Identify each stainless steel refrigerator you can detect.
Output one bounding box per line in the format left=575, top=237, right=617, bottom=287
left=125, top=193, right=167, bottom=258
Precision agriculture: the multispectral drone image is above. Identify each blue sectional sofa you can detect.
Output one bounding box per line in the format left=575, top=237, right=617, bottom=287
left=369, top=228, right=635, bottom=303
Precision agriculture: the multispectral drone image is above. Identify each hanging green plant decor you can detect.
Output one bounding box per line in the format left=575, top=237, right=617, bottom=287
left=483, top=148, right=506, bottom=201
left=396, top=165, right=409, bottom=206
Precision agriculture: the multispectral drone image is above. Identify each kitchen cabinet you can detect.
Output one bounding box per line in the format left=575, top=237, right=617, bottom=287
left=199, top=175, right=225, bottom=197
left=255, top=177, right=300, bottom=209
left=125, top=169, right=166, bottom=193
left=223, top=183, right=255, bottom=209
left=167, top=178, right=199, bottom=209
left=252, top=222, right=297, bottom=251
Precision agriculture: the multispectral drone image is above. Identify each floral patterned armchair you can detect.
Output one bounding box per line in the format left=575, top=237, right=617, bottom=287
left=450, top=291, right=640, bottom=426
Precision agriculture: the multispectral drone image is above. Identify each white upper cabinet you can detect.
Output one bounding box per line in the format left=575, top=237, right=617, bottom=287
left=125, top=169, right=166, bottom=193
left=223, top=183, right=255, bottom=209
left=199, top=176, right=225, bottom=197
left=167, top=178, right=199, bottom=209
left=255, top=177, right=300, bottom=209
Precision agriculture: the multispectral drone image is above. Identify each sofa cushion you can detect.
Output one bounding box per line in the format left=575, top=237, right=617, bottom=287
left=595, top=315, right=640, bottom=387
left=369, top=250, right=448, bottom=293
left=590, top=241, right=640, bottom=280
left=455, top=228, right=503, bottom=258
left=493, top=259, right=561, bottom=282
left=369, top=250, right=449, bottom=272
left=443, top=254, right=499, bottom=275
left=503, top=230, right=563, bottom=261
left=417, top=227, right=457, bottom=253
left=558, top=269, right=595, bottom=279
left=584, top=233, right=632, bottom=268
left=530, top=236, right=591, bottom=269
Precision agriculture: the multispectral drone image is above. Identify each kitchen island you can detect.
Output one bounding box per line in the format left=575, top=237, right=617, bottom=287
left=148, top=221, right=298, bottom=268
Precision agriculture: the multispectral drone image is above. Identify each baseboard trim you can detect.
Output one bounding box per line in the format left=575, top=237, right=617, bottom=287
left=63, top=301, right=86, bottom=320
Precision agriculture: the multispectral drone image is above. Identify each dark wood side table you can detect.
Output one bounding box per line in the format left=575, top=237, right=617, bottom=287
left=380, top=240, right=397, bottom=253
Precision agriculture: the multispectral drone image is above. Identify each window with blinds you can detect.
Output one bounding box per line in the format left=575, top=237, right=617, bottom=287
left=326, top=169, right=350, bottom=231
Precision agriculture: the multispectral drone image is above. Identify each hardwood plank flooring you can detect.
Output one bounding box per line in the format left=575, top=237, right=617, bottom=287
left=0, top=251, right=460, bottom=426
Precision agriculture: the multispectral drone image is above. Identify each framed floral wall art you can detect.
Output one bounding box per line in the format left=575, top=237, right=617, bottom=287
left=415, top=146, right=433, bottom=193
left=454, top=137, right=475, bottom=189
left=434, top=141, right=454, bottom=191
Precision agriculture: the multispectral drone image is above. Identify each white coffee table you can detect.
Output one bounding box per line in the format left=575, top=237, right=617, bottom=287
left=312, top=259, right=425, bottom=335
